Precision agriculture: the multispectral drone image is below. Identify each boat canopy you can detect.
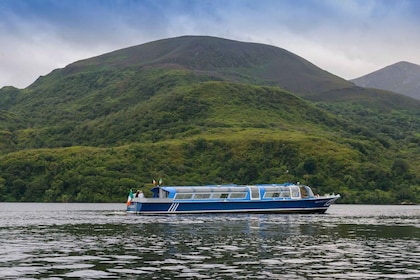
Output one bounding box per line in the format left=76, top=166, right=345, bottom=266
left=165, top=185, right=248, bottom=193
left=150, top=183, right=316, bottom=200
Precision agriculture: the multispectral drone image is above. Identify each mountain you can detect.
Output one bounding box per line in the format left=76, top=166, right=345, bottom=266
left=43, top=36, right=353, bottom=96
left=351, top=61, right=420, bottom=100
left=0, top=35, right=419, bottom=204
left=0, top=35, right=361, bottom=146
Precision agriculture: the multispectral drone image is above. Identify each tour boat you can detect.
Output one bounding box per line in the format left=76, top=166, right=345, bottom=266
left=126, top=183, right=340, bottom=214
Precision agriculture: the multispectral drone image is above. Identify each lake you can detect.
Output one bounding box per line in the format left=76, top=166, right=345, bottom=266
left=0, top=203, right=418, bottom=279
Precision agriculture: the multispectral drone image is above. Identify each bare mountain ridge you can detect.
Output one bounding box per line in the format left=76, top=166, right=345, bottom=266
left=59, top=35, right=353, bottom=96
left=351, top=61, right=420, bottom=100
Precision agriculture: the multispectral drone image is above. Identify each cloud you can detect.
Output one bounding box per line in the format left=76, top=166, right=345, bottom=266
left=0, top=0, right=420, bottom=88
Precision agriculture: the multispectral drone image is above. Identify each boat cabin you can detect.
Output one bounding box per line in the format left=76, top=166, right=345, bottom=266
left=150, top=184, right=315, bottom=201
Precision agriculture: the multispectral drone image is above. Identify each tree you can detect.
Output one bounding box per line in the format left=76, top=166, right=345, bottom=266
left=303, top=157, right=317, bottom=174
left=392, top=159, right=409, bottom=176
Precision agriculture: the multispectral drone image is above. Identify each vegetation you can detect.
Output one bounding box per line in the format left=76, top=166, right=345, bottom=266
left=0, top=36, right=419, bottom=204
left=0, top=135, right=418, bottom=204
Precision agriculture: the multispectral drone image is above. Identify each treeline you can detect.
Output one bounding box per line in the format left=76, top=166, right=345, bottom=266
left=0, top=139, right=418, bottom=204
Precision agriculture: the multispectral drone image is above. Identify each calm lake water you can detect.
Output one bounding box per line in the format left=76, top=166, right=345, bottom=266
left=0, top=203, right=418, bottom=279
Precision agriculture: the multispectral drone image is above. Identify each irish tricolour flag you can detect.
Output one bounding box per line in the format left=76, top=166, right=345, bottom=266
left=126, top=189, right=134, bottom=206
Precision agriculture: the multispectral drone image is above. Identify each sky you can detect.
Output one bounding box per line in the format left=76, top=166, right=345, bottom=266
left=1, top=0, right=420, bottom=89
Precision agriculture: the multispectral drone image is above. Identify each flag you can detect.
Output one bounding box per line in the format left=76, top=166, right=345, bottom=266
left=126, top=189, right=134, bottom=206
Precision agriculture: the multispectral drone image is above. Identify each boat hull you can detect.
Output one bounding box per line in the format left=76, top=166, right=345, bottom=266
left=127, top=196, right=339, bottom=214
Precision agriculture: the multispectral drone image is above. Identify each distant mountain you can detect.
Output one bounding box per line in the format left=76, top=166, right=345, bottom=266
left=351, top=61, right=420, bottom=100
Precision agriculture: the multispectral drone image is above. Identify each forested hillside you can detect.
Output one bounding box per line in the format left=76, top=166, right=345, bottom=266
left=0, top=36, right=419, bottom=204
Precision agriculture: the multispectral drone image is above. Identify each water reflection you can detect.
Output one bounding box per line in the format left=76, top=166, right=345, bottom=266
left=0, top=204, right=418, bottom=279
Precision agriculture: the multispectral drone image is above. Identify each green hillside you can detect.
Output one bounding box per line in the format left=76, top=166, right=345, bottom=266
left=0, top=36, right=419, bottom=204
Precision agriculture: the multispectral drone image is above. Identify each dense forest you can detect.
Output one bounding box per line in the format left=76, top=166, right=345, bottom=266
left=0, top=36, right=419, bottom=204
left=0, top=135, right=418, bottom=204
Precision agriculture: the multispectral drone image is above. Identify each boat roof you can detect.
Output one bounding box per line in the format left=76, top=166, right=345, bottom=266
left=152, top=183, right=299, bottom=194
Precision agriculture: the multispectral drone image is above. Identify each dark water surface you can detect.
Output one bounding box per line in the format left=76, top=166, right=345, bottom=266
left=0, top=203, right=418, bottom=279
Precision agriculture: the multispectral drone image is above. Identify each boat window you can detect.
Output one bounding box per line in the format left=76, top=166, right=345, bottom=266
left=280, top=191, right=290, bottom=197
left=249, top=186, right=260, bottom=199
left=161, top=190, right=169, bottom=198
left=264, top=192, right=280, bottom=198
left=290, top=186, right=300, bottom=198
left=175, top=193, right=193, bottom=199
left=212, top=193, right=229, bottom=199
left=300, top=186, right=309, bottom=198
left=304, top=186, right=315, bottom=197
left=194, top=193, right=211, bottom=199
left=229, top=192, right=247, bottom=199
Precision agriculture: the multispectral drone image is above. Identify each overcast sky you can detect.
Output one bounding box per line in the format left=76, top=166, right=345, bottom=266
left=1, top=0, right=420, bottom=89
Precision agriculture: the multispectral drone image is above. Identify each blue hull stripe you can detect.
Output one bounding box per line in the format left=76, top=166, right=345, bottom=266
left=127, top=197, right=339, bottom=214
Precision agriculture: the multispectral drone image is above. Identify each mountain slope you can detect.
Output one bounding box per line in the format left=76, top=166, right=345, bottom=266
left=46, top=35, right=353, bottom=96
left=4, top=35, right=418, bottom=129
left=351, top=61, right=420, bottom=100
left=2, top=75, right=348, bottom=148
left=0, top=35, right=360, bottom=148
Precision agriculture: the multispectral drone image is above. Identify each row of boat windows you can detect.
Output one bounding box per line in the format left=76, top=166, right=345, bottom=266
left=264, top=191, right=297, bottom=198
left=175, top=192, right=247, bottom=200
left=174, top=191, right=300, bottom=200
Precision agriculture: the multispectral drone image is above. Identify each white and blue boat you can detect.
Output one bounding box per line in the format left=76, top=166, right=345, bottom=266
left=126, top=183, right=340, bottom=214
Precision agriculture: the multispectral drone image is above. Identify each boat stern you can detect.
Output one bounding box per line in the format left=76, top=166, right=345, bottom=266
left=126, top=200, right=145, bottom=214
